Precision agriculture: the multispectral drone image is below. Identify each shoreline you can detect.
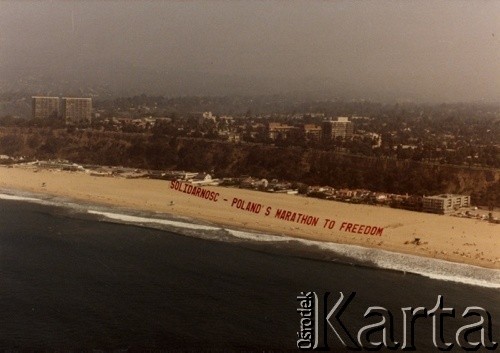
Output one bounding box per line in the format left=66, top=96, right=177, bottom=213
left=3, top=188, right=500, bottom=290
left=0, top=165, right=498, bottom=270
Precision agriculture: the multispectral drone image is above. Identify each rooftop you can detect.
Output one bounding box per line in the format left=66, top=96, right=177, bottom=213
left=425, top=194, right=469, bottom=199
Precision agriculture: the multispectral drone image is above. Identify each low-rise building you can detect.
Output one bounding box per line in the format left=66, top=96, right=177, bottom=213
left=190, top=173, right=220, bottom=185
left=303, top=124, right=322, bottom=141
left=321, top=117, right=354, bottom=141
left=422, top=194, right=470, bottom=214
left=268, top=123, right=299, bottom=140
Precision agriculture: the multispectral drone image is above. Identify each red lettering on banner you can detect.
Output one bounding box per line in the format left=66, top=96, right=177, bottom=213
left=338, top=221, right=384, bottom=236
left=170, top=181, right=219, bottom=203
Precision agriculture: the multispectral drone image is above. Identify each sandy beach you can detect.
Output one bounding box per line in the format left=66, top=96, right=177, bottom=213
left=0, top=165, right=498, bottom=269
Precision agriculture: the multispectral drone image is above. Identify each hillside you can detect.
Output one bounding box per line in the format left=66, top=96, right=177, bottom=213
left=1, top=127, right=498, bottom=207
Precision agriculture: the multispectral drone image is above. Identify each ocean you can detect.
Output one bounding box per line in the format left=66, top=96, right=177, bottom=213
left=0, top=191, right=498, bottom=351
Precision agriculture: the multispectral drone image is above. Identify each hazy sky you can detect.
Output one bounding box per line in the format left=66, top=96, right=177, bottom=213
left=0, top=0, right=498, bottom=101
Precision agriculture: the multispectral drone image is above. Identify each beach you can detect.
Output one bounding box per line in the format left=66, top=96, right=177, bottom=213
left=0, top=165, right=498, bottom=269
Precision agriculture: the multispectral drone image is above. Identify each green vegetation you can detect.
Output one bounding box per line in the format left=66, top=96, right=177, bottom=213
left=0, top=127, right=498, bottom=207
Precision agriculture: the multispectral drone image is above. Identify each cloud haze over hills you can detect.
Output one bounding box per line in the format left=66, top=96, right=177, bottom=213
left=0, top=0, right=498, bottom=102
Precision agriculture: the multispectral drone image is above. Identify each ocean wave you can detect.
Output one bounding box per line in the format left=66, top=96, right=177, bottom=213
left=88, top=210, right=221, bottom=231
left=255, top=235, right=500, bottom=289
left=1, top=191, right=499, bottom=289
left=0, top=191, right=94, bottom=213
left=89, top=208, right=500, bottom=289
left=225, top=229, right=290, bottom=242
left=228, top=231, right=500, bottom=288
left=0, top=193, right=42, bottom=202
left=372, top=251, right=500, bottom=289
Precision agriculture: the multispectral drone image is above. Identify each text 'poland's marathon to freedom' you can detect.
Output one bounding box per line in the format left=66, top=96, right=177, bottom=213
left=169, top=181, right=385, bottom=236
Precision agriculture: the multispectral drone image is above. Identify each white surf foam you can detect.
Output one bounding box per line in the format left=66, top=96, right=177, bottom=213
left=88, top=210, right=221, bottom=231
left=226, top=229, right=290, bottom=242
left=371, top=250, right=500, bottom=289
left=86, top=208, right=500, bottom=288
left=2, top=192, right=498, bottom=288
left=221, top=229, right=500, bottom=289
left=0, top=193, right=42, bottom=202
left=0, top=192, right=92, bottom=212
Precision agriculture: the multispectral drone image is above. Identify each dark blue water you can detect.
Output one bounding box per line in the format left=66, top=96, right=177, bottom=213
left=0, top=199, right=498, bottom=351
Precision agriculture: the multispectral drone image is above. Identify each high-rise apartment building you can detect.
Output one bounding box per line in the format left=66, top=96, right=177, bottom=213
left=62, top=97, right=92, bottom=124
left=32, top=96, right=60, bottom=119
